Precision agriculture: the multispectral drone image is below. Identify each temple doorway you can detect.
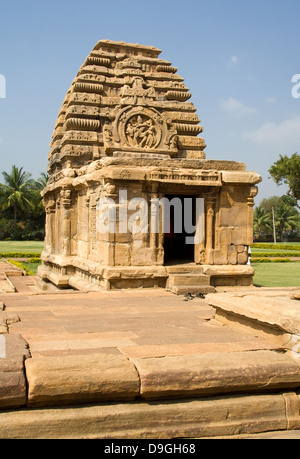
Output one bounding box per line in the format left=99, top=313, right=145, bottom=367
left=163, top=195, right=196, bottom=265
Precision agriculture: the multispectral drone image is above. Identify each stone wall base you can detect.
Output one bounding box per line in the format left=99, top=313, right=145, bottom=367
left=38, top=261, right=254, bottom=293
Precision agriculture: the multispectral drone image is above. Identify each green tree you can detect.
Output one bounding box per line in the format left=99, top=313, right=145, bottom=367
left=0, top=165, right=35, bottom=233
left=253, top=206, right=272, bottom=239
left=269, top=153, right=300, bottom=209
left=35, top=172, right=49, bottom=191
left=275, top=202, right=300, bottom=240
left=30, top=172, right=49, bottom=216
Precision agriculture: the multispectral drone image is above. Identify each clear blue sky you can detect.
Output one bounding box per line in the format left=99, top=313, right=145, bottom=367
left=0, top=0, right=300, bottom=203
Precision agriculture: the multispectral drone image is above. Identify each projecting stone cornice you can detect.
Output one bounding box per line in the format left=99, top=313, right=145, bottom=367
left=221, top=171, right=262, bottom=185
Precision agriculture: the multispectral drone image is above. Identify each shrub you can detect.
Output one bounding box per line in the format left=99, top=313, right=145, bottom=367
left=252, top=243, right=300, bottom=251
left=7, top=259, right=34, bottom=275
left=27, top=258, right=41, bottom=263
left=251, top=258, right=292, bottom=263
left=252, top=252, right=300, bottom=258
left=0, top=252, right=41, bottom=258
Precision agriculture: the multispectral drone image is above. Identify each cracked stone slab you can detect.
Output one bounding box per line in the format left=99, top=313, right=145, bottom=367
left=25, top=353, right=140, bottom=407
left=131, top=350, right=300, bottom=400
left=0, top=312, right=20, bottom=334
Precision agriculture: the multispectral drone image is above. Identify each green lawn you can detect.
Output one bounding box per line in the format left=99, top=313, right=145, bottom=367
left=253, top=262, right=300, bottom=287
left=0, top=241, right=44, bottom=253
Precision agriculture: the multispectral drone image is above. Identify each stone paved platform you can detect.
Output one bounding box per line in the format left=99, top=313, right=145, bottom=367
left=0, top=282, right=300, bottom=438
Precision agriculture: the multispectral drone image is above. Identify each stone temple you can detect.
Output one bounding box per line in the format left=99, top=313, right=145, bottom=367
left=38, top=40, right=261, bottom=293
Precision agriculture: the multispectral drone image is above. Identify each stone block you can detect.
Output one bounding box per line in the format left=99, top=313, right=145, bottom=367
left=212, top=249, right=228, bottom=265
left=0, top=335, right=30, bottom=409
left=25, top=353, right=140, bottom=407
left=231, top=227, right=249, bottom=245
left=131, top=351, right=300, bottom=400
left=238, top=250, right=248, bottom=265
left=114, top=244, right=131, bottom=266
left=219, top=207, right=247, bottom=228
left=228, top=245, right=237, bottom=265
left=206, top=293, right=300, bottom=337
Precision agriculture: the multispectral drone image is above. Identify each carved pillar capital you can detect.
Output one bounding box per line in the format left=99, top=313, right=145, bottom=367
left=247, top=186, right=258, bottom=208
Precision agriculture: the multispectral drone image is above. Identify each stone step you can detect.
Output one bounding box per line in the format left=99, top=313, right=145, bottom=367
left=169, top=285, right=216, bottom=295
left=169, top=273, right=211, bottom=286
left=167, top=264, right=204, bottom=274
left=0, top=392, right=299, bottom=439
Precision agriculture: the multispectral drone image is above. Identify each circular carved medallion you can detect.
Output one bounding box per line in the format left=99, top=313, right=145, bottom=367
left=125, top=114, right=161, bottom=149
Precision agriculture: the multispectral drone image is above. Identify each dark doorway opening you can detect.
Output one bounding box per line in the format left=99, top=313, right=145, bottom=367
left=163, top=195, right=196, bottom=265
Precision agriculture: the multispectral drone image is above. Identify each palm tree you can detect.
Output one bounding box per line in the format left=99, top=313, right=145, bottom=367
left=253, top=206, right=272, bottom=240
left=0, top=165, right=35, bottom=233
left=275, top=202, right=300, bottom=241
left=35, top=172, right=49, bottom=191
left=29, top=172, right=49, bottom=219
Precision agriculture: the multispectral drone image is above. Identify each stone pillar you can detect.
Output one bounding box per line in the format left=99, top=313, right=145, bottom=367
left=247, top=186, right=258, bottom=246
left=149, top=183, right=159, bottom=264
left=44, top=199, right=56, bottom=253
left=84, top=194, right=90, bottom=259
left=194, top=194, right=205, bottom=264
left=205, top=196, right=216, bottom=264
left=61, top=189, right=72, bottom=256
left=103, top=180, right=117, bottom=266
left=158, top=193, right=165, bottom=265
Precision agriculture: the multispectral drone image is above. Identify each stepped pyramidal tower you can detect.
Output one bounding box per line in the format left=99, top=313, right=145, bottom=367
left=38, top=40, right=261, bottom=293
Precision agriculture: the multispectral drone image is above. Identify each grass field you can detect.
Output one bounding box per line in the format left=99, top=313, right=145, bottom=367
left=0, top=241, right=44, bottom=253
left=253, top=262, right=300, bottom=287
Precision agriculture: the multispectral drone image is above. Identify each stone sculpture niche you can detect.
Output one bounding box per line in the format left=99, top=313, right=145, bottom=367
left=38, top=40, right=261, bottom=293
